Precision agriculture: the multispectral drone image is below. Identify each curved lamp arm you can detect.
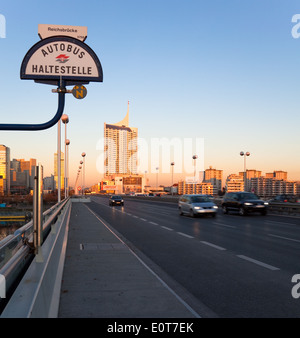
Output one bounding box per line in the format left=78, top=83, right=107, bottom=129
left=0, top=82, right=66, bottom=131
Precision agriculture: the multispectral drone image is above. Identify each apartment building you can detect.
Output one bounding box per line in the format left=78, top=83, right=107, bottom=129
left=0, top=145, right=10, bottom=195
left=225, top=174, right=244, bottom=192
left=178, top=181, right=216, bottom=195
left=204, top=166, right=223, bottom=192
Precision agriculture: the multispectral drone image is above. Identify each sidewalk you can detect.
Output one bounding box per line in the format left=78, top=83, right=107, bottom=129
left=58, top=202, right=199, bottom=318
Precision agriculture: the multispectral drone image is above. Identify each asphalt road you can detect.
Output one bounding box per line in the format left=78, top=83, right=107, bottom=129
left=89, top=195, right=300, bottom=318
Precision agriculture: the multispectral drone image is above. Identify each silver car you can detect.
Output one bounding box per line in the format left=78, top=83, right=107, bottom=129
left=178, top=194, right=218, bottom=217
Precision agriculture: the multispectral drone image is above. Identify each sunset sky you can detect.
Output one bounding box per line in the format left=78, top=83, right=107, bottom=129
left=0, top=0, right=300, bottom=187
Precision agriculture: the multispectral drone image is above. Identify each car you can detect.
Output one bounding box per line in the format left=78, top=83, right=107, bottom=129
left=178, top=194, right=218, bottom=217
left=222, top=192, right=268, bottom=216
left=269, top=194, right=300, bottom=203
left=109, top=195, right=124, bottom=206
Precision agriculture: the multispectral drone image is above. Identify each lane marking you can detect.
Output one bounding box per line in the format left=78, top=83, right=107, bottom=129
left=268, top=234, right=300, bottom=243
left=200, top=241, right=226, bottom=251
left=177, top=232, right=194, bottom=239
left=149, top=221, right=158, bottom=225
left=161, top=226, right=173, bottom=231
left=265, top=220, right=296, bottom=226
left=236, top=255, right=280, bottom=271
left=212, top=222, right=236, bottom=229
left=140, top=218, right=147, bottom=221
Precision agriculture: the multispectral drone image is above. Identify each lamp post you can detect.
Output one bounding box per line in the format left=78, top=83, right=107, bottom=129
left=156, top=167, right=159, bottom=192
left=170, top=162, right=175, bottom=196
left=81, top=152, right=86, bottom=196
left=192, top=155, right=198, bottom=194
left=240, top=151, right=250, bottom=191
left=65, top=139, right=70, bottom=197
left=57, top=118, right=61, bottom=203
left=61, top=114, right=69, bottom=199
left=79, top=161, right=83, bottom=196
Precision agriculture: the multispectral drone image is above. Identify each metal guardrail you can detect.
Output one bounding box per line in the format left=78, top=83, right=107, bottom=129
left=267, top=202, right=300, bottom=216
left=122, top=195, right=300, bottom=216
left=0, top=197, right=70, bottom=313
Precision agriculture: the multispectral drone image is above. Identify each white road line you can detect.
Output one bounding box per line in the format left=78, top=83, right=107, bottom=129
left=161, top=226, right=173, bottom=231
left=269, top=234, right=300, bottom=243
left=265, top=220, right=296, bottom=226
left=213, top=222, right=236, bottom=229
left=236, top=255, right=280, bottom=271
left=149, top=221, right=158, bottom=225
left=132, top=215, right=138, bottom=218
left=177, top=232, right=194, bottom=239
left=200, top=241, right=226, bottom=251
left=127, top=213, right=132, bottom=216
left=140, top=218, right=147, bottom=221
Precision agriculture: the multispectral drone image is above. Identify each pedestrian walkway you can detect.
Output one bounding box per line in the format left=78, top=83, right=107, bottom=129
left=58, top=202, right=199, bottom=318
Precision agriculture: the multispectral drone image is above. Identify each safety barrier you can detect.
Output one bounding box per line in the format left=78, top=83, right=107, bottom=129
left=0, top=197, right=70, bottom=316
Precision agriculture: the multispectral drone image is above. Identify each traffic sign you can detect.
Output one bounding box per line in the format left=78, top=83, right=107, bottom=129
left=38, top=24, right=87, bottom=42
left=72, top=85, right=87, bottom=99
left=77, top=186, right=82, bottom=191
left=21, top=36, right=103, bottom=86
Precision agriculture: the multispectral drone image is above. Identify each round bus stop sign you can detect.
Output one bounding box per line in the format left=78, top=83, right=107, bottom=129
left=77, top=186, right=82, bottom=191
left=72, top=85, right=87, bottom=99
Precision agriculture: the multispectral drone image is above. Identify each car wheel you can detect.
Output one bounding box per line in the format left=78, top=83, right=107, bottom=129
left=222, top=206, right=228, bottom=214
left=189, top=209, right=195, bottom=218
left=179, top=207, right=183, bottom=216
left=239, top=207, right=246, bottom=216
left=211, top=213, right=216, bottom=217
left=261, top=210, right=267, bottom=216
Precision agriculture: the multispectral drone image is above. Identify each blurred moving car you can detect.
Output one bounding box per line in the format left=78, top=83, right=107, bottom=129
left=178, top=194, right=218, bottom=217
left=269, top=194, right=300, bottom=203
left=109, top=195, right=124, bottom=206
left=222, top=192, right=268, bottom=216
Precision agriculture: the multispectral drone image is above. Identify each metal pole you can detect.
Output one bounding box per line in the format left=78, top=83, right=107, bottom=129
left=57, top=120, right=61, bottom=203
left=64, top=122, right=67, bottom=198
left=244, top=155, right=246, bottom=192
left=33, top=165, right=43, bottom=259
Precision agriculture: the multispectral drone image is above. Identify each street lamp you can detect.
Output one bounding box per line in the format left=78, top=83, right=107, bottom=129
left=80, top=161, right=83, bottom=196
left=170, top=162, right=175, bottom=196
left=240, top=151, right=250, bottom=191
left=82, top=152, right=86, bottom=196
left=156, top=167, right=159, bottom=192
left=65, top=139, right=70, bottom=197
left=192, top=155, right=198, bottom=194
left=61, top=114, right=69, bottom=199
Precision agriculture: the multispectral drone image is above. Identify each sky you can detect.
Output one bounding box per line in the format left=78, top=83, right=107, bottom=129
left=0, top=0, right=300, bottom=188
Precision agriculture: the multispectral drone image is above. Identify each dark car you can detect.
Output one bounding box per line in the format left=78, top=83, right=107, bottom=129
left=109, top=195, right=124, bottom=206
left=222, top=192, right=268, bottom=216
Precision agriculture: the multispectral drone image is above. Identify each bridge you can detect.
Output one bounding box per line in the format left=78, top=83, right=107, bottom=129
left=0, top=195, right=300, bottom=318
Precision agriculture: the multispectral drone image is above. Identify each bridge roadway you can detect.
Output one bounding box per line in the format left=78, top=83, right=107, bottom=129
left=58, top=196, right=300, bottom=318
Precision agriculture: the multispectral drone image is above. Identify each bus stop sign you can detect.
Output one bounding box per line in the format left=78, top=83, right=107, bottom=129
left=20, top=35, right=103, bottom=86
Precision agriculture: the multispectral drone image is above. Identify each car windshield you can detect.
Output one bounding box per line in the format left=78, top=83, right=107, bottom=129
left=238, top=193, right=259, bottom=200
left=112, top=196, right=122, bottom=199
left=190, top=196, right=211, bottom=203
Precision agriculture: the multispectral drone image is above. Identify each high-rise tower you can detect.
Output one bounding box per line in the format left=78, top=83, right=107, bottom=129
left=104, top=102, right=138, bottom=176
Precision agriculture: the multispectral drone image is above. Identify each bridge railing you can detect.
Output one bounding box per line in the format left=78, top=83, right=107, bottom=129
left=0, top=197, right=70, bottom=313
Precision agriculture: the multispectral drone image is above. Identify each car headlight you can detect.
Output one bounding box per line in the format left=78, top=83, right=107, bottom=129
left=244, top=203, right=253, bottom=206
left=194, top=206, right=202, bottom=210
left=213, top=206, right=218, bottom=209
left=264, top=202, right=269, bottom=205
